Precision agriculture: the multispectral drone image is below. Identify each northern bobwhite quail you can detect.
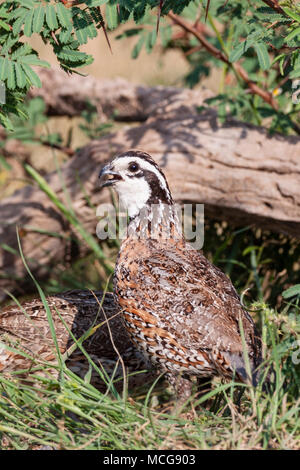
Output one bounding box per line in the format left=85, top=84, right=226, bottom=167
left=99, top=150, right=262, bottom=401
left=0, top=290, right=151, bottom=391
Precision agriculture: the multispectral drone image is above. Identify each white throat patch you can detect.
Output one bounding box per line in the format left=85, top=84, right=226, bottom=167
left=116, top=177, right=151, bottom=218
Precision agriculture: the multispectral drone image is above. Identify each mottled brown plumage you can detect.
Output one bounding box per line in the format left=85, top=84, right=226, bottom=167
left=0, top=290, right=152, bottom=390
left=100, top=150, right=262, bottom=400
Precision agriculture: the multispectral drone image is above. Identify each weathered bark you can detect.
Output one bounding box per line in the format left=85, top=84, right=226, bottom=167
left=0, top=74, right=299, bottom=300
left=28, top=67, right=213, bottom=121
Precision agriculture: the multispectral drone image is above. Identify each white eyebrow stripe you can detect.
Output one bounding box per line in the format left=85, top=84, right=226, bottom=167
left=115, top=156, right=169, bottom=194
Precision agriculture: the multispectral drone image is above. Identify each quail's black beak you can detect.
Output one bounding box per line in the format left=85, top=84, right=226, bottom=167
left=99, top=164, right=122, bottom=187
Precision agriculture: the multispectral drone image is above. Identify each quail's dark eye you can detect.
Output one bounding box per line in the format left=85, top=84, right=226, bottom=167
left=128, top=162, right=139, bottom=172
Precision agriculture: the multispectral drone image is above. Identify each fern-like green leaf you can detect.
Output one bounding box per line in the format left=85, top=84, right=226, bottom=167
left=0, top=5, right=9, bottom=19
left=11, top=44, right=33, bottom=59
left=1, top=36, right=19, bottom=55
left=133, top=1, right=148, bottom=23
left=45, top=4, right=58, bottom=31
left=229, top=41, right=250, bottom=63
left=9, top=6, right=28, bottom=20
left=0, top=111, right=14, bottom=132
left=21, top=63, right=42, bottom=88
left=19, top=54, right=50, bottom=68
left=7, top=60, right=16, bottom=90
left=282, top=7, right=300, bottom=23
left=132, top=34, right=145, bottom=59
left=23, top=7, right=34, bottom=37
left=169, top=0, right=192, bottom=15
left=73, top=10, right=97, bottom=44
left=12, top=13, right=27, bottom=36
left=59, top=28, right=73, bottom=44
left=282, top=284, right=300, bottom=299
left=0, top=57, right=9, bottom=81
left=254, top=43, right=270, bottom=71
left=56, top=47, right=90, bottom=64
left=286, top=26, right=300, bottom=43
left=86, top=0, right=110, bottom=6
left=56, top=3, right=72, bottom=29
left=33, top=5, right=45, bottom=34
left=19, top=0, right=35, bottom=8
left=0, top=19, right=10, bottom=32
left=106, top=4, right=118, bottom=30
left=229, top=30, right=262, bottom=63
left=15, top=62, right=27, bottom=88
left=145, top=29, right=156, bottom=54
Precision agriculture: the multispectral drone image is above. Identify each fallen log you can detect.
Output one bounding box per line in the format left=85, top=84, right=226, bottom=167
left=0, top=77, right=299, bottom=300
left=28, top=67, right=213, bottom=121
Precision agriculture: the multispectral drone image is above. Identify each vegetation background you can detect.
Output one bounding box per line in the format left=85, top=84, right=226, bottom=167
left=0, top=0, right=299, bottom=450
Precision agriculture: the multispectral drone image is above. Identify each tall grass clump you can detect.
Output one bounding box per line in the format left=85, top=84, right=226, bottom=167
left=0, top=241, right=299, bottom=449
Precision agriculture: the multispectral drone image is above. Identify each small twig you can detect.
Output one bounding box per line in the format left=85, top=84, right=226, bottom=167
left=205, top=0, right=211, bottom=22
left=98, top=7, right=113, bottom=55
left=193, top=4, right=202, bottom=28
left=0, top=129, right=75, bottom=157
left=168, top=11, right=229, bottom=63
left=51, top=31, right=59, bottom=46
left=261, top=0, right=286, bottom=15
left=267, top=20, right=280, bottom=30
left=38, top=139, right=75, bottom=156
left=234, top=63, right=278, bottom=110
left=156, top=1, right=164, bottom=35
left=267, top=42, right=300, bottom=53
left=184, top=46, right=203, bottom=57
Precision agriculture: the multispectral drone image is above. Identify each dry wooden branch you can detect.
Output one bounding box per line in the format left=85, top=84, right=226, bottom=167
left=261, top=0, right=285, bottom=15
left=1, top=76, right=299, bottom=301
left=167, top=11, right=279, bottom=110
left=28, top=67, right=195, bottom=120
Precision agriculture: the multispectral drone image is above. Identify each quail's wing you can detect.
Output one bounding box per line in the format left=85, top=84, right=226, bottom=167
left=126, top=242, right=261, bottom=379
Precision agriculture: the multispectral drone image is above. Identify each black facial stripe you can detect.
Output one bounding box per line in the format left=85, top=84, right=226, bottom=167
left=142, top=169, right=172, bottom=205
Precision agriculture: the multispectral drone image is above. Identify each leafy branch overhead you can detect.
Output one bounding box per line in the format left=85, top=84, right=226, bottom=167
left=118, top=0, right=300, bottom=134
left=0, top=1, right=299, bottom=134
left=0, top=0, right=112, bottom=129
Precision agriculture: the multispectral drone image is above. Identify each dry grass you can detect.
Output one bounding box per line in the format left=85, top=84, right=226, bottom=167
left=0, top=284, right=299, bottom=450
left=1, top=17, right=299, bottom=452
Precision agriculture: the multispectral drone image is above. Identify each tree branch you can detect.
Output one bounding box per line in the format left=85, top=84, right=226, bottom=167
left=261, top=0, right=285, bottom=15
left=167, top=11, right=278, bottom=110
